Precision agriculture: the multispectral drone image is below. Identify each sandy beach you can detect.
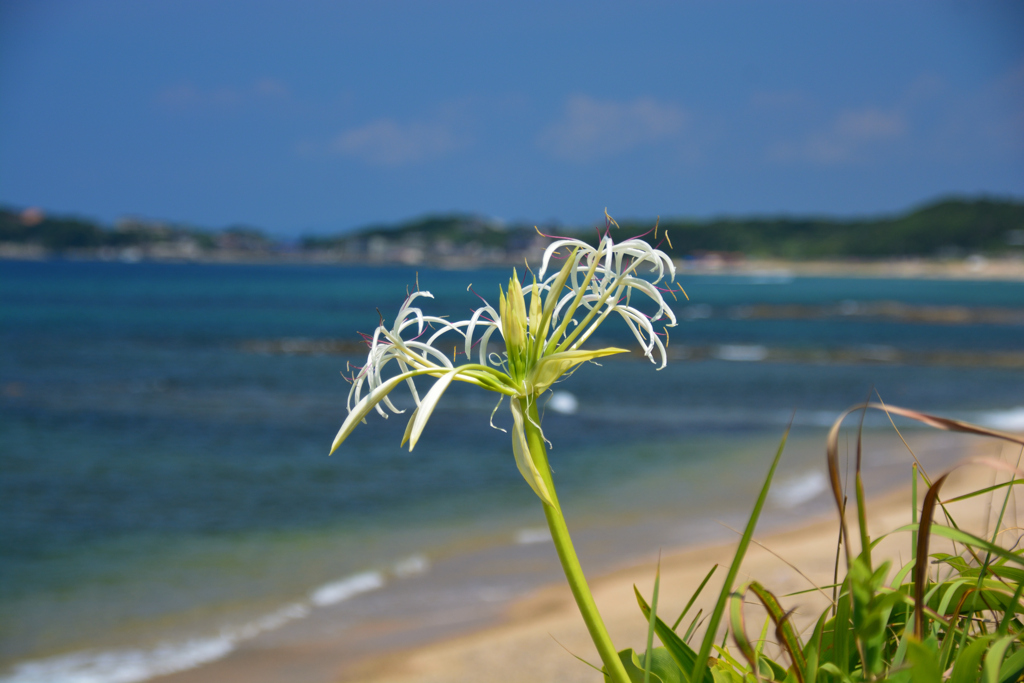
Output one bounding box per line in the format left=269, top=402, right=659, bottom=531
left=147, top=431, right=1022, bottom=683
left=353, top=444, right=1019, bottom=683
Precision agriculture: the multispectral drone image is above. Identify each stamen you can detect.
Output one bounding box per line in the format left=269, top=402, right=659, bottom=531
left=678, top=283, right=689, bottom=300
left=488, top=396, right=508, bottom=433
left=664, top=231, right=673, bottom=249
left=523, top=257, right=534, bottom=277
left=534, top=224, right=573, bottom=241
left=467, top=283, right=491, bottom=307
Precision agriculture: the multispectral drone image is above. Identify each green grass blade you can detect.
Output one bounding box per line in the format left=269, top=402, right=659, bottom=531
left=635, top=586, right=709, bottom=683
left=998, top=648, right=1024, bottom=683
left=960, top=453, right=1022, bottom=655
left=949, top=635, right=993, bottom=683
left=728, top=583, right=758, bottom=675
left=645, top=556, right=662, bottom=683
left=748, top=581, right=807, bottom=681
left=831, top=577, right=852, bottom=675
left=890, top=557, right=916, bottom=589
left=682, top=609, right=704, bottom=644
left=905, top=637, right=942, bottom=683
left=672, top=564, right=718, bottom=631
left=549, top=634, right=605, bottom=674
left=755, top=613, right=771, bottom=658
left=927, top=526, right=1024, bottom=567
left=691, top=423, right=790, bottom=683
left=983, top=636, right=1016, bottom=683
left=941, top=479, right=1024, bottom=505
left=997, top=581, right=1024, bottom=636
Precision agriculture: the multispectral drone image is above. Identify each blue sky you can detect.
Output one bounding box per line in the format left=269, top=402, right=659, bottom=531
left=1, top=1, right=1022, bottom=236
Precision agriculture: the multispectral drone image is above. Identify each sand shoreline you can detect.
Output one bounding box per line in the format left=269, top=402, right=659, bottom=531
left=4, top=250, right=1024, bottom=281
left=149, top=431, right=1019, bottom=683
left=679, top=255, right=1024, bottom=281
left=348, top=445, right=1016, bottom=683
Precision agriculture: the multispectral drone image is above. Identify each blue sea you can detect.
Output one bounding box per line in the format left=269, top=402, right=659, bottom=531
left=2, top=260, right=1023, bottom=682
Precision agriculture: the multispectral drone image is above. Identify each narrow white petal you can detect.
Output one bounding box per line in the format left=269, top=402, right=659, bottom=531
left=331, top=369, right=434, bottom=454
left=538, top=238, right=591, bottom=280
left=400, top=405, right=418, bottom=448
left=407, top=368, right=461, bottom=450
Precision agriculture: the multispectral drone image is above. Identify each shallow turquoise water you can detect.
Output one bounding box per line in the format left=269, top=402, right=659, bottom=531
left=2, top=260, right=1023, bottom=681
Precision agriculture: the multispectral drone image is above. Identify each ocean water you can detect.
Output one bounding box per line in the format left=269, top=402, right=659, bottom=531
left=2, top=260, right=1023, bottom=682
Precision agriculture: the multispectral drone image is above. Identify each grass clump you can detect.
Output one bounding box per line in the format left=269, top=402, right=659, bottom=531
left=618, top=403, right=1024, bottom=683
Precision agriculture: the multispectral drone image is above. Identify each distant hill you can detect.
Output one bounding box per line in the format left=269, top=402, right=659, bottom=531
left=615, top=197, right=1024, bottom=259
left=2, top=196, right=1023, bottom=262
left=300, top=214, right=548, bottom=266
left=0, top=208, right=271, bottom=259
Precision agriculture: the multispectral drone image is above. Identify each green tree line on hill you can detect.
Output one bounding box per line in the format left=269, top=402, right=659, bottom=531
left=3, top=196, right=1023, bottom=259
left=614, top=197, right=1024, bottom=259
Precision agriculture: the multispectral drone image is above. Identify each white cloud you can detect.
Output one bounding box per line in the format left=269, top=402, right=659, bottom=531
left=769, top=106, right=907, bottom=164
left=538, top=95, right=687, bottom=162
left=332, top=119, right=464, bottom=166
left=834, top=108, right=906, bottom=140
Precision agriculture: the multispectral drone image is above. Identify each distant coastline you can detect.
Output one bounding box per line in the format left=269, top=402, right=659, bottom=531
left=2, top=196, right=1023, bottom=279
left=3, top=244, right=1023, bottom=282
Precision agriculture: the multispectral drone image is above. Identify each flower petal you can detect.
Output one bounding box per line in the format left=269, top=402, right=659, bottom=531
left=407, top=367, right=462, bottom=450
left=529, top=347, right=628, bottom=394
left=330, top=368, right=437, bottom=455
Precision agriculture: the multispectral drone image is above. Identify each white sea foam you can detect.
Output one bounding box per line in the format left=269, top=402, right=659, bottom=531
left=682, top=303, right=712, bottom=320
left=309, top=570, right=385, bottom=607
left=770, top=471, right=829, bottom=509
left=515, top=527, right=552, bottom=544
left=975, top=407, right=1024, bottom=431
left=548, top=391, right=578, bottom=415
left=393, top=554, right=430, bottom=578
left=0, top=602, right=309, bottom=683
left=714, top=344, right=769, bottom=362
left=1, top=570, right=387, bottom=683
left=232, top=602, right=310, bottom=640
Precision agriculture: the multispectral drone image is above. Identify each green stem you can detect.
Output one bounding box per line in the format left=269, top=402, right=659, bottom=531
left=520, top=398, right=630, bottom=683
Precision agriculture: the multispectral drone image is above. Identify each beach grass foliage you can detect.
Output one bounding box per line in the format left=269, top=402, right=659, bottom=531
left=621, top=404, right=1024, bottom=683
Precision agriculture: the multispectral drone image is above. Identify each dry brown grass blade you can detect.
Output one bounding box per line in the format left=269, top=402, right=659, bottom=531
left=914, top=470, right=950, bottom=636
left=826, top=403, right=1024, bottom=563
left=913, top=460, right=1024, bottom=636
left=824, top=403, right=1024, bottom=637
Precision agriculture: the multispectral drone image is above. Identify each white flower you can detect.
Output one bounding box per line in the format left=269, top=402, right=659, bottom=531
left=330, top=228, right=678, bottom=504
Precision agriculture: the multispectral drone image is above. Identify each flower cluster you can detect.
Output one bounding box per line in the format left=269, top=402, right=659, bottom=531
left=330, top=228, right=679, bottom=504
